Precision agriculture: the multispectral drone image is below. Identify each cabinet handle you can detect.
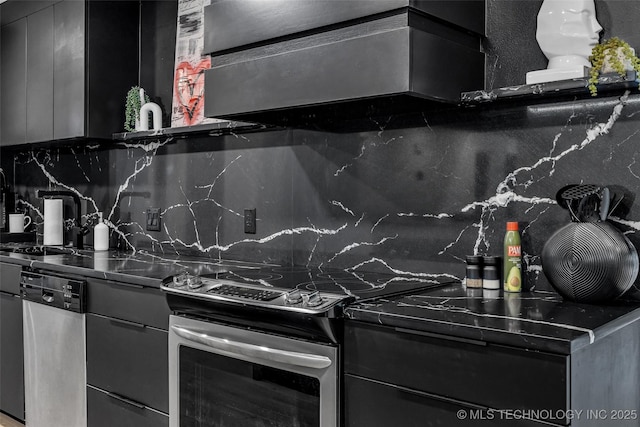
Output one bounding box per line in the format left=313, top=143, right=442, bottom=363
left=172, top=325, right=333, bottom=369
left=106, top=391, right=146, bottom=410
left=352, top=374, right=487, bottom=411
left=0, top=290, right=20, bottom=298
left=395, top=327, right=487, bottom=347
left=393, top=381, right=487, bottom=410
left=109, top=317, right=146, bottom=329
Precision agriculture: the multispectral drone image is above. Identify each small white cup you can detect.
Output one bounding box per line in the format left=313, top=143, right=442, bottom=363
left=9, top=213, right=32, bottom=233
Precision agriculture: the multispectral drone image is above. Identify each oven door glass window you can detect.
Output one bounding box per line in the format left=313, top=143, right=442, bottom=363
left=179, top=346, right=320, bottom=426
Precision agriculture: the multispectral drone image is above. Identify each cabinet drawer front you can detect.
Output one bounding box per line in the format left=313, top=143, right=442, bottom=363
left=344, top=322, right=569, bottom=417
left=86, top=314, right=168, bottom=413
left=87, top=279, right=170, bottom=330
left=87, top=386, right=168, bottom=427
left=0, top=262, right=22, bottom=294
left=345, top=374, right=552, bottom=427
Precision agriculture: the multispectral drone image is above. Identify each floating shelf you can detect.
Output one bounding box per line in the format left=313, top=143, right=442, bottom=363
left=112, top=120, right=275, bottom=141
left=461, top=71, right=639, bottom=106
left=111, top=72, right=640, bottom=141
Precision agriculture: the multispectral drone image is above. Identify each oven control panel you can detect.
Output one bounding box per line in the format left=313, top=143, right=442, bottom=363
left=162, top=272, right=348, bottom=314
left=207, top=285, right=281, bottom=302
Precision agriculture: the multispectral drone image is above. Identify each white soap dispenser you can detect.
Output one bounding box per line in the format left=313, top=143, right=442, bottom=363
left=94, top=212, right=109, bottom=251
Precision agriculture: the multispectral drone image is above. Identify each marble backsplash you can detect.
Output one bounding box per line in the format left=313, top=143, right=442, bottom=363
left=4, top=91, right=640, bottom=293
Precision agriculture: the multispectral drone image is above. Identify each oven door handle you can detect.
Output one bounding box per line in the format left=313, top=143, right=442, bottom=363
left=172, top=325, right=332, bottom=369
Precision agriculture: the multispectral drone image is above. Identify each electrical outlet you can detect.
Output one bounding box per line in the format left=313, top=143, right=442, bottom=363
left=244, top=209, right=256, bottom=234
left=146, top=208, right=161, bottom=231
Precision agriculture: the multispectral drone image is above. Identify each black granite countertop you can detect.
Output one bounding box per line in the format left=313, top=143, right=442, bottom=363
left=4, top=244, right=640, bottom=355
left=0, top=244, right=265, bottom=287
left=344, top=283, right=640, bottom=355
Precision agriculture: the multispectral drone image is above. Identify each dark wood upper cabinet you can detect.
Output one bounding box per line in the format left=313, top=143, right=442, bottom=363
left=27, top=6, right=54, bottom=143
left=0, top=0, right=140, bottom=146
left=53, top=0, right=85, bottom=141
left=1, top=17, right=27, bottom=146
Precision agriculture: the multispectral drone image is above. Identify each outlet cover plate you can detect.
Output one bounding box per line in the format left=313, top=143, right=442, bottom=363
left=146, top=208, right=161, bottom=231
left=244, top=209, right=256, bottom=234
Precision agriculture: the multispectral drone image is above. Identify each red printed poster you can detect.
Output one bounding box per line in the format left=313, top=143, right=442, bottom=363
left=171, top=0, right=224, bottom=127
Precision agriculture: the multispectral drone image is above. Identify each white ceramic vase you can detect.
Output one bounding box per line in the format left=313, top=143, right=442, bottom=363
left=135, top=87, right=162, bottom=131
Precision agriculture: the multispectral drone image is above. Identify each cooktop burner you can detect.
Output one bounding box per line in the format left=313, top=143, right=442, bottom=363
left=161, top=265, right=450, bottom=316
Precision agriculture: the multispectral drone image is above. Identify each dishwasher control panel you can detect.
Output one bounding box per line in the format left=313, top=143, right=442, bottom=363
left=20, top=271, right=86, bottom=313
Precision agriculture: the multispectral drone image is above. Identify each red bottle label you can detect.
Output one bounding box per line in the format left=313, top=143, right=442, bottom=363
left=507, top=245, right=521, bottom=257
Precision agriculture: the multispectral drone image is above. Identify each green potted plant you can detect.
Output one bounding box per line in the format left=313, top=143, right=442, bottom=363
left=588, top=37, right=640, bottom=96
left=124, top=86, right=150, bottom=131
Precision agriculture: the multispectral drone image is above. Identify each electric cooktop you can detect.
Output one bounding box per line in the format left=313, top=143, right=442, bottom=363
left=162, top=265, right=453, bottom=316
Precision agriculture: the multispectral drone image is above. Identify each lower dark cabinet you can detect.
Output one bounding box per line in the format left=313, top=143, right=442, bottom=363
left=344, top=321, right=568, bottom=417
left=0, top=292, right=24, bottom=421
left=344, top=318, right=640, bottom=427
left=86, top=279, right=170, bottom=427
left=86, top=313, right=168, bottom=413
left=87, top=386, right=168, bottom=427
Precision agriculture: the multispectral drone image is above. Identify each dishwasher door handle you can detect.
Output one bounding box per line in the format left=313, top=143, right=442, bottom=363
left=172, top=325, right=332, bottom=369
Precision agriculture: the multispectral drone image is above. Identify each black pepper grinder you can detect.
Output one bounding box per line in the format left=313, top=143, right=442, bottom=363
left=465, top=255, right=483, bottom=288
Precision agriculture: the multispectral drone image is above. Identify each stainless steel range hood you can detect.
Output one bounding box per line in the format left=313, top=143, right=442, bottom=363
left=203, top=0, right=485, bottom=129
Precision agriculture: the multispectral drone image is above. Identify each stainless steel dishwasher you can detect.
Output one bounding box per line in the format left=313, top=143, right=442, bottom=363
left=21, top=270, right=87, bottom=427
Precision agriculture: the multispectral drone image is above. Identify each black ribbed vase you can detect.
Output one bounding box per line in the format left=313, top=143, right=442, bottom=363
left=541, top=222, right=638, bottom=303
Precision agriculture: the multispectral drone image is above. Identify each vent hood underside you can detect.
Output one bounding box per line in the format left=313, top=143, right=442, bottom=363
left=203, top=3, right=485, bottom=130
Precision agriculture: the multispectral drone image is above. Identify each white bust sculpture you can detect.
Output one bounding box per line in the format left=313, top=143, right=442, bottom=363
left=526, top=0, right=603, bottom=84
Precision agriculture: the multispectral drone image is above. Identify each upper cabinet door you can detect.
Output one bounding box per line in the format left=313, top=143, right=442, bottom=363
left=27, top=6, right=54, bottom=143
left=1, top=0, right=139, bottom=146
left=53, top=0, right=86, bottom=140
left=1, top=18, right=27, bottom=146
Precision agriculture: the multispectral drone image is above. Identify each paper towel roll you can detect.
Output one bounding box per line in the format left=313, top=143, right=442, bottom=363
left=43, top=199, right=64, bottom=246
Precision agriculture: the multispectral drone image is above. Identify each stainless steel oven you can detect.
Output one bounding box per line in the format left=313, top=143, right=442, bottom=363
left=162, top=266, right=448, bottom=427
left=169, top=315, right=338, bottom=427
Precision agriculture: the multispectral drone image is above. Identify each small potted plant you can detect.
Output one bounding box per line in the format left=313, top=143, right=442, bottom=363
left=124, top=86, right=150, bottom=131
left=588, top=37, right=640, bottom=96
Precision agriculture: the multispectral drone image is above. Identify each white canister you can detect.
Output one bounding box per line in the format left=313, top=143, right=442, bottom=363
left=93, top=212, right=109, bottom=251
left=43, top=199, right=64, bottom=245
